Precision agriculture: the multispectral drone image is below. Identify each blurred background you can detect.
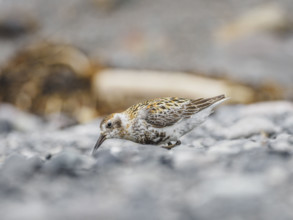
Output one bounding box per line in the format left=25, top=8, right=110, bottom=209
left=0, top=0, right=292, bottom=125
left=1, top=1, right=293, bottom=220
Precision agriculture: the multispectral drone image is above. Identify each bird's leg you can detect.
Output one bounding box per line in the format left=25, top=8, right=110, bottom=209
left=161, top=140, right=181, bottom=150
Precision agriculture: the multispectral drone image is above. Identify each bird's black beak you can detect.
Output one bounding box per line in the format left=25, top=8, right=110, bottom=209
left=92, top=134, right=106, bottom=155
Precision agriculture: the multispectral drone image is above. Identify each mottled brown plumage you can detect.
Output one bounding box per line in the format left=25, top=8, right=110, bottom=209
left=93, top=94, right=227, bottom=154
left=142, top=95, right=225, bottom=128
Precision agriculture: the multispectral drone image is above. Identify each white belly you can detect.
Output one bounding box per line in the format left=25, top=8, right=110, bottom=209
left=160, top=104, right=216, bottom=142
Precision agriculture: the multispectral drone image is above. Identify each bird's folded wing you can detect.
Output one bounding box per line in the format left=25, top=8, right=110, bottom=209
left=142, top=97, right=197, bottom=128
left=143, top=95, right=225, bottom=128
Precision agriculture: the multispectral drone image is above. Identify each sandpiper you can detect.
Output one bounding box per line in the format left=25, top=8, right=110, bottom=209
left=92, top=94, right=228, bottom=154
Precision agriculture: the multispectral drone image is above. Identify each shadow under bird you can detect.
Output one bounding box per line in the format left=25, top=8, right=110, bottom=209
left=92, top=94, right=228, bottom=155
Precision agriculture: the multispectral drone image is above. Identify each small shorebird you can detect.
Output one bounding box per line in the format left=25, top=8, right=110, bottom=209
left=92, top=94, right=227, bottom=155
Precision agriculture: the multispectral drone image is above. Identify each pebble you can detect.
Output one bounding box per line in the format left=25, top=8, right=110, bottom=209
left=42, top=151, right=87, bottom=176
left=0, top=119, right=14, bottom=134
left=222, top=116, right=277, bottom=139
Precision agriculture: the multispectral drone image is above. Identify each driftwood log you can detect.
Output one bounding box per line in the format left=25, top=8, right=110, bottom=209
left=93, top=69, right=281, bottom=114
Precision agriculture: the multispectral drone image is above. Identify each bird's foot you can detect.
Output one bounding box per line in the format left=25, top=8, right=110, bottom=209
left=161, top=140, right=181, bottom=150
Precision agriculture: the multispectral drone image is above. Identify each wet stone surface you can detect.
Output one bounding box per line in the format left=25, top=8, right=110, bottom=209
left=0, top=101, right=293, bottom=220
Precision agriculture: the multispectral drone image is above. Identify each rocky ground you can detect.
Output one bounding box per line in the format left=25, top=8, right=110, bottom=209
left=1, top=101, right=293, bottom=220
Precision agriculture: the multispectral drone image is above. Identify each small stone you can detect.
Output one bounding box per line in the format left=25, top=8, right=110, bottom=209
left=0, top=119, right=14, bottom=134
left=266, top=166, right=288, bottom=186
left=45, top=154, right=52, bottom=160
left=200, top=138, right=216, bottom=148
left=201, top=176, right=266, bottom=198
left=42, top=151, right=83, bottom=176
left=0, top=104, right=44, bottom=132
left=1, top=154, right=42, bottom=181
left=222, top=116, right=277, bottom=139
left=173, top=150, right=215, bottom=170
left=28, top=156, right=43, bottom=171
left=239, top=101, right=293, bottom=117
left=0, top=13, right=37, bottom=38
left=93, top=150, right=123, bottom=168
left=42, top=145, right=63, bottom=159
left=268, top=134, right=292, bottom=155
left=283, top=116, right=293, bottom=134
left=159, top=155, right=173, bottom=168
left=208, top=140, right=244, bottom=154
left=243, top=141, right=261, bottom=150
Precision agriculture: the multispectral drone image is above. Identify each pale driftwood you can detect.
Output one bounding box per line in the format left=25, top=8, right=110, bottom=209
left=216, top=4, right=288, bottom=43
left=92, top=69, right=258, bottom=114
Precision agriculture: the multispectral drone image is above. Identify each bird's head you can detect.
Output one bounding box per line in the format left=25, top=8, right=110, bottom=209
left=92, top=113, right=122, bottom=155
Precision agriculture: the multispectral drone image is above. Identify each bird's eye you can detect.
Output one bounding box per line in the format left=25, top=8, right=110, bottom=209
left=106, top=122, right=112, bottom=128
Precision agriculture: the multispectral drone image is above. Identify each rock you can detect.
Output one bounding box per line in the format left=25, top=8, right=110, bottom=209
left=221, top=116, right=277, bottom=139
left=45, top=113, right=78, bottom=130
left=92, top=149, right=123, bottom=168
left=209, top=140, right=246, bottom=154
left=0, top=13, right=37, bottom=38
left=42, top=151, right=92, bottom=176
left=1, top=154, right=42, bottom=182
left=200, top=175, right=266, bottom=198
left=268, top=134, right=293, bottom=155
left=0, top=104, right=44, bottom=132
left=239, top=101, right=293, bottom=117
left=265, top=166, right=288, bottom=186
left=173, top=150, right=215, bottom=170
left=283, top=115, right=293, bottom=134
left=0, top=119, right=14, bottom=134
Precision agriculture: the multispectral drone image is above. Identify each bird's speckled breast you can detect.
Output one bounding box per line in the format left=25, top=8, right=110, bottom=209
left=131, top=119, right=170, bottom=145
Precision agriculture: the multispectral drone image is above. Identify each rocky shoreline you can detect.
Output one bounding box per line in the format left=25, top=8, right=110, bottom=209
left=1, top=101, right=293, bottom=220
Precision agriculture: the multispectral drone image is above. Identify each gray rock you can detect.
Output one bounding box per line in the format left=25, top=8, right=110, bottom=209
left=283, top=115, right=293, bottom=134
left=0, top=155, right=43, bottom=200
left=0, top=104, right=44, bottom=133
left=268, top=134, right=293, bottom=155
left=0, top=119, right=14, bottom=134
left=1, top=154, right=39, bottom=181
left=42, top=151, right=93, bottom=176
left=221, top=116, right=277, bottom=139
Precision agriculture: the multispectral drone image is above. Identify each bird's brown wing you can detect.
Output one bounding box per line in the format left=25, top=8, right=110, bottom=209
left=143, top=95, right=225, bottom=128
